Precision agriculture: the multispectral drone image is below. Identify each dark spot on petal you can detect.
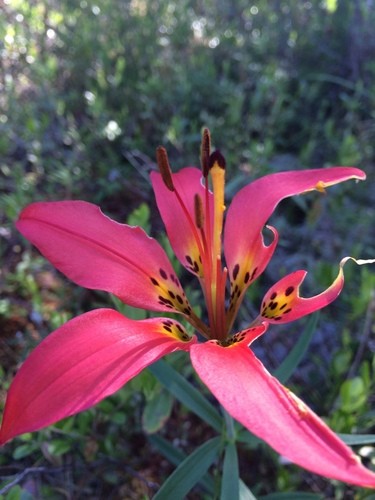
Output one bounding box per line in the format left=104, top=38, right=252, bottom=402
left=283, top=308, right=292, bottom=314
left=270, top=292, right=277, bottom=300
left=251, top=267, right=258, bottom=280
left=244, top=272, right=250, bottom=284
left=270, top=301, right=278, bottom=310
left=176, top=295, right=183, bottom=304
left=168, top=291, right=176, bottom=299
left=232, top=263, right=240, bottom=281
left=285, top=286, right=294, bottom=296
left=279, top=303, right=288, bottom=310
left=274, top=316, right=282, bottom=321
left=159, top=268, right=168, bottom=280
left=150, top=277, right=159, bottom=286
left=186, top=255, right=193, bottom=264
left=158, top=296, right=173, bottom=307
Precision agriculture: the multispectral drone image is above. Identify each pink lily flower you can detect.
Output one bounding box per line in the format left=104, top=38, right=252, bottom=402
left=1, top=130, right=375, bottom=488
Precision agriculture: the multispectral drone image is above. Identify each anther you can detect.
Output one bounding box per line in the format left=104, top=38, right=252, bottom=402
left=201, top=128, right=211, bottom=177
left=156, top=146, right=175, bottom=192
left=194, top=194, right=204, bottom=229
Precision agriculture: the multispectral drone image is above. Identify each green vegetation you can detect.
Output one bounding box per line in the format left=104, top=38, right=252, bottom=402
left=1, top=0, right=375, bottom=497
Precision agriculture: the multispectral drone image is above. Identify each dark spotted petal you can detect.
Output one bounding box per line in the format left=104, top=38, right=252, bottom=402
left=260, top=257, right=375, bottom=323
left=224, top=167, right=366, bottom=291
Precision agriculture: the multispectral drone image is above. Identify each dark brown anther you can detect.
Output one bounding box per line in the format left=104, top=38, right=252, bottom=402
left=201, top=128, right=211, bottom=177
left=194, top=193, right=204, bottom=229
left=209, top=150, right=226, bottom=170
left=156, top=146, right=175, bottom=192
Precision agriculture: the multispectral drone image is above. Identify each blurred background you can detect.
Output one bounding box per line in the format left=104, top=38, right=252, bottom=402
left=1, top=0, right=375, bottom=498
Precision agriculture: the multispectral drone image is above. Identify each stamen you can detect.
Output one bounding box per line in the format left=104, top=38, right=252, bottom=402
left=201, top=128, right=211, bottom=177
left=156, top=146, right=175, bottom=192
left=194, top=194, right=204, bottom=229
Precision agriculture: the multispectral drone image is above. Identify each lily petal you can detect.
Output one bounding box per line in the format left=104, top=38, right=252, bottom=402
left=224, top=167, right=366, bottom=291
left=190, top=340, right=375, bottom=487
left=16, top=201, right=193, bottom=314
left=260, top=257, right=375, bottom=324
left=0, top=309, right=195, bottom=444
left=151, top=167, right=213, bottom=276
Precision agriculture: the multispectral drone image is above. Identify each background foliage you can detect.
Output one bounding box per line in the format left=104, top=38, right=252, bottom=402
left=1, top=0, right=375, bottom=498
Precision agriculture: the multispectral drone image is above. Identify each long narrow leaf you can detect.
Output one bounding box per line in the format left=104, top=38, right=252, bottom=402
left=274, top=313, right=319, bottom=383
left=260, top=493, right=323, bottom=500
left=239, top=479, right=258, bottom=500
left=149, top=359, right=222, bottom=432
left=149, top=434, right=186, bottom=466
left=154, top=436, right=222, bottom=500
left=221, top=442, right=239, bottom=500
left=338, top=433, right=375, bottom=445
left=148, top=434, right=215, bottom=494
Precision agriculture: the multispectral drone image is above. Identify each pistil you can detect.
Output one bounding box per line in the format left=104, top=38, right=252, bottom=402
left=207, top=150, right=227, bottom=340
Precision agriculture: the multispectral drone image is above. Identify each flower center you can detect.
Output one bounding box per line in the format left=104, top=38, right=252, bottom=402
left=156, top=132, right=233, bottom=341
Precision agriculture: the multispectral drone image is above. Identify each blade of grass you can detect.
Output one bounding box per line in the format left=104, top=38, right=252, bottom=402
left=149, top=434, right=215, bottom=494
left=153, top=436, right=221, bottom=500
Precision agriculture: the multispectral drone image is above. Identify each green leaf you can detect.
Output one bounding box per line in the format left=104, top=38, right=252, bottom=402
left=149, top=434, right=215, bottom=494
left=149, top=434, right=186, bottom=466
left=48, top=439, right=72, bottom=456
left=142, top=389, right=173, bottom=434
left=239, top=479, right=258, bottom=500
left=12, top=444, right=38, bottom=460
left=3, top=485, right=34, bottom=500
left=338, top=433, right=375, bottom=445
left=274, top=313, right=318, bottom=384
left=221, top=442, right=239, bottom=500
left=236, top=428, right=262, bottom=448
left=153, top=437, right=221, bottom=500
left=339, top=377, right=367, bottom=413
left=260, top=493, right=323, bottom=500
left=149, top=359, right=222, bottom=432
